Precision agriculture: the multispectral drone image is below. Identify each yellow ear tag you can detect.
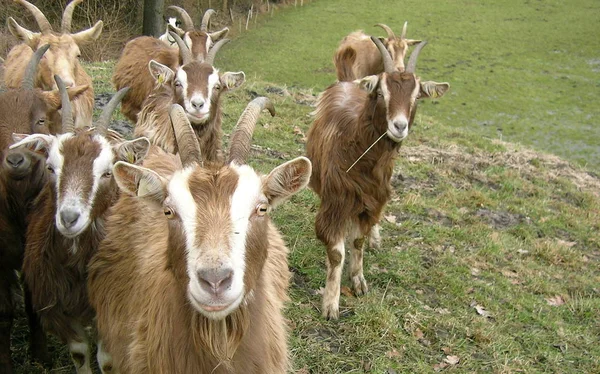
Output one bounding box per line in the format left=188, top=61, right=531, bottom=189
left=157, top=74, right=164, bottom=85
left=127, top=151, right=135, bottom=164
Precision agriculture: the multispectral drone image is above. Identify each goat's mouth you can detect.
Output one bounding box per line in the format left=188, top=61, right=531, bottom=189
left=188, top=289, right=244, bottom=319
left=186, top=112, right=210, bottom=124
left=386, top=127, right=408, bottom=143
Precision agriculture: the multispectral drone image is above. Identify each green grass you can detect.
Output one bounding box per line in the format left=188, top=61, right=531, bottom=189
left=11, top=1, right=600, bottom=373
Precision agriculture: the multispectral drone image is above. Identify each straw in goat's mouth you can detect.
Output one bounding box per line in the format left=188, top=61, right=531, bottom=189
left=346, top=132, right=387, bottom=173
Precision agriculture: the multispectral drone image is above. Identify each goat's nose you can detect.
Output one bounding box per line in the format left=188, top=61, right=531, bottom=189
left=62, top=78, right=75, bottom=87
left=197, top=268, right=234, bottom=295
left=393, top=120, right=408, bottom=134
left=191, top=98, right=205, bottom=110
left=60, top=209, right=80, bottom=229
left=6, top=153, right=25, bottom=168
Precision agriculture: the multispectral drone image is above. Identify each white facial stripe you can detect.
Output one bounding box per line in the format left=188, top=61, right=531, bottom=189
left=207, top=70, right=220, bottom=100
left=176, top=68, right=189, bottom=101
left=168, top=168, right=198, bottom=260
left=90, top=135, right=115, bottom=205
left=47, top=133, right=71, bottom=178
left=206, top=35, right=213, bottom=53
left=380, top=78, right=391, bottom=110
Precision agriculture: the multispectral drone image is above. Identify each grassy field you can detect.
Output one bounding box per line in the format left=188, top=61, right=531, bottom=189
left=10, top=1, right=600, bottom=373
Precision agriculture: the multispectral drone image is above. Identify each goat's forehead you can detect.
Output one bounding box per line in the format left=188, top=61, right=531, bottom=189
left=52, top=132, right=111, bottom=165
left=382, top=72, right=418, bottom=95
left=39, top=34, right=78, bottom=49
left=181, top=63, right=218, bottom=86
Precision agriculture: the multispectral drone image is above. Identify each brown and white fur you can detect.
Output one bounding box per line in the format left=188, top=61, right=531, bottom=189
left=88, top=99, right=311, bottom=373
left=10, top=86, right=150, bottom=374
left=4, top=0, right=102, bottom=130
left=307, top=37, right=449, bottom=319
left=334, top=22, right=421, bottom=82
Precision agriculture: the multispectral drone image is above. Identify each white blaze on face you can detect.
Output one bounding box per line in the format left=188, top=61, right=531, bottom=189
left=380, top=76, right=419, bottom=142
left=182, top=68, right=220, bottom=125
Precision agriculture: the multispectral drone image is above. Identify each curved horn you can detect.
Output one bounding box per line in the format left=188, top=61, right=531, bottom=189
left=54, top=75, right=74, bottom=133
left=205, top=39, right=230, bottom=65
left=401, top=21, right=408, bottom=39
left=370, top=36, right=394, bottom=73
left=374, top=23, right=396, bottom=40
left=201, top=9, right=216, bottom=32
left=61, top=0, right=84, bottom=33
left=405, top=41, right=427, bottom=74
left=169, top=31, right=193, bottom=65
left=96, top=87, right=129, bottom=135
left=22, top=44, right=50, bottom=90
left=167, top=6, right=194, bottom=32
left=227, top=97, right=275, bottom=165
left=169, top=104, right=202, bottom=168
left=15, top=0, right=52, bottom=34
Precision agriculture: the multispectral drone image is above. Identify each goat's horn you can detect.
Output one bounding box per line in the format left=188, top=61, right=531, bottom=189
left=170, top=104, right=202, bottom=168
left=15, top=0, right=52, bottom=34
left=227, top=97, right=275, bottom=165
left=167, top=6, right=194, bottom=32
left=201, top=9, right=216, bottom=32
left=406, top=40, right=427, bottom=74
left=374, top=23, right=396, bottom=40
left=370, top=36, right=394, bottom=73
left=205, top=39, right=230, bottom=65
left=169, top=31, right=193, bottom=65
left=22, top=44, right=50, bottom=90
left=61, top=0, right=83, bottom=33
left=54, top=75, right=74, bottom=133
left=401, top=21, right=408, bottom=39
left=96, top=87, right=129, bottom=135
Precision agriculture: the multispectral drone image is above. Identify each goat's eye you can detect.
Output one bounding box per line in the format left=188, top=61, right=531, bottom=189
left=102, top=170, right=112, bottom=178
left=164, top=207, right=175, bottom=219
left=377, top=91, right=383, bottom=98
left=46, top=165, right=55, bottom=174
left=174, top=81, right=182, bottom=87
left=213, top=84, right=221, bottom=91
left=37, top=118, right=45, bottom=126
left=256, top=203, right=269, bottom=217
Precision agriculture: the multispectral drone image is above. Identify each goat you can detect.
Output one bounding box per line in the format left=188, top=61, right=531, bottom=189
left=4, top=0, right=102, bottom=130
left=306, top=37, right=449, bottom=319
left=113, top=6, right=229, bottom=122
left=88, top=99, right=311, bottom=373
left=334, top=22, right=421, bottom=82
left=0, top=47, right=89, bottom=373
left=158, top=16, right=184, bottom=48
left=10, top=84, right=150, bottom=374
left=135, top=32, right=244, bottom=161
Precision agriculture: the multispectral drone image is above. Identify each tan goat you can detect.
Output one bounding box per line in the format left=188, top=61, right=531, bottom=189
left=88, top=99, right=311, bottom=373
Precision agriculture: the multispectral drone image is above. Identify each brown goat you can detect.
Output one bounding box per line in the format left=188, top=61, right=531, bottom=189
left=307, top=37, right=449, bottom=319
left=4, top=0, right=102, bottom=130
left=88, top=99, right=311, bottom=373
left=0, top=48, right=88, bottom=374
left=334, top=22, right=421, bottom=82
left=11, top=86, right=150, bottom=374
left=135, top=34, right=244, bottom=161
left=113, top=6, right=229, bottom=122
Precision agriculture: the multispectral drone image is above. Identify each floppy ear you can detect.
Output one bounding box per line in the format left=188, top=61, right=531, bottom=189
left=208, top=27, right=229, bottom=43
left=71, top=21, right=104, bottom=45
left=354, top=75, right=380, bottom=94
left=41, top=84, right=90, bottom=110
left=7, top=17, right=40, bottom=46
left=149, top=60, right=175, bottom=86
left=405, top=39, right=422, bottom=46
left=220, top=71, right=245, bottom=92
left=114, top=138, right=151, bottom=165
left=113, top=161, right=167, bottom=203
left=419, top=81, right=450, bottom=99
left=9, top=133, right=54, bottom=158
left=263, top=157, right=312, bottom=208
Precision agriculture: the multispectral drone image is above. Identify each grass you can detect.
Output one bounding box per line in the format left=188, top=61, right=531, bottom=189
left=10, top=1, right=600, bottom=373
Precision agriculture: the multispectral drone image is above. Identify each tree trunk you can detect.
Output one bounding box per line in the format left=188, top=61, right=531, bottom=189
left=143, top=0, right=165, bottom=37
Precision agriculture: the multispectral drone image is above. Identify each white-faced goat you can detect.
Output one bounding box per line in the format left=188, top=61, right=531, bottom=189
left=135, top=32, right=245, bottom=161
left=113, top=6, right=229, bottom=122
left=334, top=22, right=421, bottom=82
left=158, top=9, right=217, bottom=48
left=306, top=37, right=449, bottom=319
left=88, top=99, right=311, bottom=373
left=0, top=48, right=89, bottom=374
left=4, top=0, right=102, bottom=130
left=10, top=84, right=150, bottom=374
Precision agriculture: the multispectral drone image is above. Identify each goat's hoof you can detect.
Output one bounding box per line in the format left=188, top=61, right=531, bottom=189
left=322, top=302, right=340, bottom=320
left=351, top=275, right=368, bottom=296
left=369, top=237, right=381, bottom=250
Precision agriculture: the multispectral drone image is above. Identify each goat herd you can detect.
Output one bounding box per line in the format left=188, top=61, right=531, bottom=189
left=0, top=0, right=450, bottom=373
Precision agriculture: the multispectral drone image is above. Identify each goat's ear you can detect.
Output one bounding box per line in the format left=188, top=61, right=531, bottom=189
left=9, top=133, right=53, bottom=157
left=149, top=60, right=174, bottom=85
left=419, top=81, right=450, bottom=99
left=7, top=17, right=40, bottom=46
left=220, top=72, right=245, bottom=92
left=263, top=157, right=312, bottom=208
left=41, top=84, right=90, bottom=110
left=354, top=75, right=380, bottom=94
left=71, top=21, right=104, bottom=45
left=208, top=27, right=230, bottom=43
left=405, top=39, right=422, bottom=46
left=114, top=138, right=151, bottom=165
left=113, top=161, right=166, bottom=202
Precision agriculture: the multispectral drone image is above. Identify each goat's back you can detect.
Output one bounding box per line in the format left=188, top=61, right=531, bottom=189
left=334, top=32, right=384, bottom=81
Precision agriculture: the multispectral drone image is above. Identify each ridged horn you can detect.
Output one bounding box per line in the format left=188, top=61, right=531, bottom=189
left=167, top=6, right=194, bottom=32
left=370, top=36, right=394, bottom=73
left=15, top=0, right=52, bottom=34
left=406, top=41, right=427, bottom=74
left=170, top=104, right=202, bottom=168
left=201, top=9, right=216, bottom=32
left=227, top=97, right=275, bottom=165
left=22, top=44, right=50, bottom=90
left=401, top=21, right=408, bottom=39
left=205, top=39, right=230, bottom=65
left=169, top=31, right=193, bottom=65
left=61, top=0, right=83, bottom=33
left=374, top=23, right=396, bottom=40
left=54, top=75, right=74, bottom=133
left=96, top=87, right=129, bottom=135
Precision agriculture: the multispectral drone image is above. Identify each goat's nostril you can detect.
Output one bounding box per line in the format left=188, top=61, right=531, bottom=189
left=60, top=209, right=80, bottom=228
left=6, top=153, right=25, bottom=168
left=191, top=99, right=205, bottom=110
left=197, top=268, right=234, bottom=295
left=394, top=121, right=408, bottom=133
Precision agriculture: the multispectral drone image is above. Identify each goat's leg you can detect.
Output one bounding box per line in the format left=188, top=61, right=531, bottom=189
left=23, top=281, right=50, bottom=367
left=369, top=224, right=381, bottom=250
left=97, top=340, right=115, bottom=374
left=348, top=224, right=368, bottom=296
left=68, top=323, right=93, bottom=374
left=322, top=238, right=345, bottom=320
left=0, top=276, right=14, bottom=374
